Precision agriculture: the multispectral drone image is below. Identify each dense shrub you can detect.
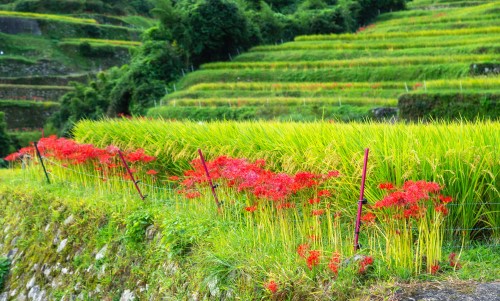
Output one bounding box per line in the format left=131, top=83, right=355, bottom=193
left=146, top=104, right=373, bottom=122
left=398, top=93, right=499, bottom=121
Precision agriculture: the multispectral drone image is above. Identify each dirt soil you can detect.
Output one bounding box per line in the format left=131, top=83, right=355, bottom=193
left=391, top=281, right=500, bottom=301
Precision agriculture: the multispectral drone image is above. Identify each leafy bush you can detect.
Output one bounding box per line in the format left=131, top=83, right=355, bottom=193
left=0, top=112, right=12, bottom=159
left=398, top=93, right=499, bottom=121
left=0, top=257, right=10, bottom=291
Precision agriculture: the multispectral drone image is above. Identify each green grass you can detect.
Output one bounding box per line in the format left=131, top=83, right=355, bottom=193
left=252, top=35, right=500, bottom=51
left=161, top=96, right=397, bottom=107
left=202, top=54, right=497, bottom=70
left=0, top=9, right=97, bottom=24
left=177, top=64, right=479, bottom=89
left=61, top=38, right=141, bottom=47
left=1, top=169, right=497, bottom=299
left=234, top=45, right=500, bottom=62
left=295, top=26, right=500, bottom=41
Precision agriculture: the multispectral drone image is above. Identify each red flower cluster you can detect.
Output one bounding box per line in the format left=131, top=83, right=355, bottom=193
left=265, top=280, right=278, bottom=293
left=361, top=212, right=376, bottom=223
left=373, top=180, right=452, bottom=220
left=179, top=155, right=339, bottom=205
left=307, top=250, right=321, bottom=270
left=430, top=264, right=440, bottom=275
left=245, top=205, right=257, bottom=212
left=328, top=252, right=341, bottom=275
left=358, top=256, right=374, bottom=274
left=5, top=136, right=156, bottom=166
left=448, top=253, right=462, bottom=269
left=297, top=244, right=309, bottom=259
left=4, top=136, right=157, bottom=181
left=378, top=182, right=395, bottom=190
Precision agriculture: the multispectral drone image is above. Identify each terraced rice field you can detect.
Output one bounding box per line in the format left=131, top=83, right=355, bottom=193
left=149, top=1, right=500, bottom=121
left=0, top=7, right=151, bottom=131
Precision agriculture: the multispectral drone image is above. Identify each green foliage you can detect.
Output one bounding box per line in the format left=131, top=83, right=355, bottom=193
left=398, top=93, right=499, bottom=121
left=125, top=210, right=153, bottom=245
left=0, top=112, right=12, bottom=158
left=147, top=104, right=375, bottom=121
left=0, top=100, right=60, bottom=130
left=183, top=0, right=252, bottom=65
left=0, top=257, right=10, bottom=291
left=13, top=0, right=153, bottom=16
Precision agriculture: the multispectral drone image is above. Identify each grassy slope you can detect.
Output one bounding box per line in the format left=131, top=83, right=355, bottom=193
left=148, top=1, right=500, bottom=121
left=0, top=165, right=498, bottom=299
left=0, top=7, right=151, bottom=134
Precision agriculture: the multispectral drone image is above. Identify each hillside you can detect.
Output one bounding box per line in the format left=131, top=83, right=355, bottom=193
left=0, top=2, right=153, bottom=150
left=148, top=0, right=500, bottom=121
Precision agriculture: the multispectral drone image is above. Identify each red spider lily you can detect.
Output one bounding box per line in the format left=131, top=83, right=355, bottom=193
left=126, top=148, right=156, bottom=163
left=448, top=253, right=462, bottom=269
left=317, top=190, right=331, bottom=197
left=327, top=170, right=340, bottom=178
left=307, top=250, right=321, bottom=270
left=146, top=169, right=158, bottom=175
left=439, top=195, right=453, bottom=204
left=361, top=212, right=376, bottom=223
left=378, top=182, right=395, bottom=190
left=168, top=176, right=180, bottom=181
left=308, top=198, right=321, bottom=205
left=185, top=191, right=201, bottom=199
left=297, top=244, right=309, bottom=259
left=276, top=202, right=295, bottom=210
left=328, top=252, right=341, bottom=275
left=358, top=256, right=374, bottom=274
left=265, top=280, right=278, bottom=293
left=4, top=152, right=23, bottom=161
left=403, top=205, right=426, bottom=219
left=430, top=264, right=440, bottom=275
left=312, top=209, right=325, bottom=216
left=434, top=204, right=449, bottom=216
left=245, top=205, right=257, bottom=212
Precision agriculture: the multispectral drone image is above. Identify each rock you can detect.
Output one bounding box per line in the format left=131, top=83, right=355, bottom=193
left=7, top=248, right=18, bottom=259
left=119, top=290, right=135, bottom=301
left=43, top=265, right=52, bottom=279
left=95, top=245, right=107, bottom=260
left=10, top=236, right=19, bottom=246
left=371, top=107, right=398, bottom=121
left=0, top=293, right=7, bottom=301
left=63, top=215, right=75, bottom=226
left=57, top=239, right=68, bottom=253
left=53, top=229, right=62, bottom=245
left=26, top=276, right=36, bottom=290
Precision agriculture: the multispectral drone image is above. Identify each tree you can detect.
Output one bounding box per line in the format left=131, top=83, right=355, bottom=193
left=185, top=0, right=252, bottom=65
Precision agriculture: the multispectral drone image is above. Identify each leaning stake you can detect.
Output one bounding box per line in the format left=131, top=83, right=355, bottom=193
left=198, top=149, right=221, bottom=209
left=354, top=148, right=369, bottom=252
left=34, top=141, right=50, bottom=184
left=117, top=149, right=145, bottom=200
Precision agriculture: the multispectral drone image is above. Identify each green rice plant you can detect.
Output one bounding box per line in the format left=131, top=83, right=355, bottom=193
left=235, top=45, right=500, bottom=62
left=252, top=35, right=500, bottom=52
left=370, top=20, right=500, bottom=33
left=61, top=38, right=142, bottom=47
left=185, top=79, right=500, bottom=92
left=202, top=54, right=496, bottom=70
left=161, top=97, right=396, bottom=107
left=295, top=26, right=500, bottom=41
left=178, top=64, right=474, bottom=89
left=0, top=10, right=97, bottom=24
left=71, top=120, right=500, bottom=243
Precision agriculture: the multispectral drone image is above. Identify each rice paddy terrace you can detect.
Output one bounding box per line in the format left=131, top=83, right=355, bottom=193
left=148, top=0, right=500, bottom=122
left=0, top=6, right=152, bottom=136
